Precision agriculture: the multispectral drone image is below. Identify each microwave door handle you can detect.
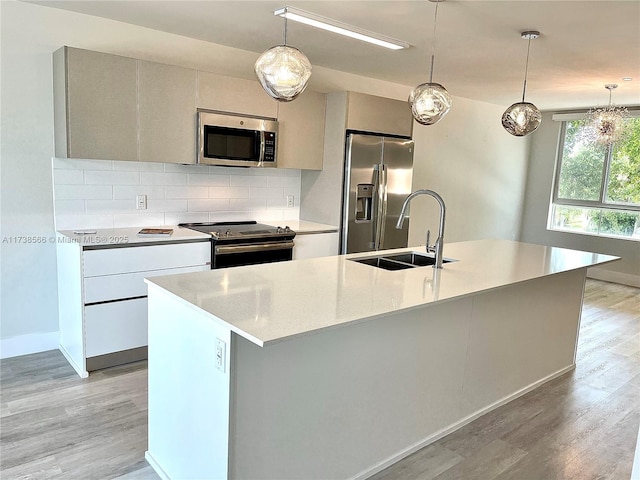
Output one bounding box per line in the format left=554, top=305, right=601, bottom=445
left=258, top=131, right=265, bottom=167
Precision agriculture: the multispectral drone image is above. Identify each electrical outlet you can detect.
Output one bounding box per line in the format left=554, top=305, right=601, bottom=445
left=215, top=338, right=226, bottom=372
left=286, top=195, right=294, bottom=208
left=136, top=194, right=147, bottom=210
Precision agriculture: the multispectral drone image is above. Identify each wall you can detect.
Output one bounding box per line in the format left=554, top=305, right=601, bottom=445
left=0, top=0, right=412, bottom=355
left=53, top=159, right=300, bottom=229
left=520, top=112, right=640, bottom=286
left=409, top=97, right=529, bottom=246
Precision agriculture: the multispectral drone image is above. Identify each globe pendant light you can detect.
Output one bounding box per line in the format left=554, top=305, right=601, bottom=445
left=502, top=31, right=542, bottom=137
left=255, top=12, right=312, bottom=102
left=409, top=0, right=452, bottom=126
left=584, top=84, right=629, bottom=146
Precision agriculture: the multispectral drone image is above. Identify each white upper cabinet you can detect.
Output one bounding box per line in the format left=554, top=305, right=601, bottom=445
left=197, top=71, right=277, bottom=119
left=276, top=90, right=327, bottom=170
left=138, top=61, right=197, bottom=164
left=54, top=47, right=138, bottom=161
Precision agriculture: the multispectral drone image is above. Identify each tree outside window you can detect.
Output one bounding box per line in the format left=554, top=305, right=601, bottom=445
left=550, top=117, right=640, bottom=240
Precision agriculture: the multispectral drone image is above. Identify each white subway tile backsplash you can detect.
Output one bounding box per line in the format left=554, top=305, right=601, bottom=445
left=165, top=213, right=210, bottom=225
left=140, top=172, right=187, bottom=186
left=55, top=214, right=114, bottom=230
left=53, top=158, right=112, bottom=171
left=54, top=169, right=84, bottom=185
left=230, top=198, right=267, bottom=211
left=52, top=158, right=302, bottom=230
left=146, top=199, right=189, bottom=213
left=55, top=185, right=112, bottom=200
left=113, top=213, right=166, bottom=229
left=230, top=175, right=267, bottom=187
left=86, top=199, right=137, bottom=214
left=112, top=160, right=165, bottom=172
left=55, top=200, right=86, bottom=215
left=164, top=163, right=210, bottom=174
left=208, top=186, right=251, bottom=199
left=188, top=198, right=230, bottom=212
left=187, top=174, right=230, bottom=186
left=164, top=186, right=209, bottom=199
left=113, top=185, right=165, bottom=200
left=250, top=187, right=284, bottom=199
left=85, top=170, right=140, bottom=185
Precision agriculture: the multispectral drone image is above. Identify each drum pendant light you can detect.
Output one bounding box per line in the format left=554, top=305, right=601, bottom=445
left=255, top=9, right=312, bottom=102
left=501, top=31, right=542, bottom=137
left=409, top=0, right=452, bottom=126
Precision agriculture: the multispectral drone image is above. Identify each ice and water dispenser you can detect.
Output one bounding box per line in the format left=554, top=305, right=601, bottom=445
left=355, top=184, right=374, bottom=222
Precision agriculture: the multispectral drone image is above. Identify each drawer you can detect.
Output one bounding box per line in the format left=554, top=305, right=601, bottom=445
left=84, top=264, right=210, bottom=304
left=83, top=241, right=210, bottom=277
left=85, top=298, right=148, bottom=357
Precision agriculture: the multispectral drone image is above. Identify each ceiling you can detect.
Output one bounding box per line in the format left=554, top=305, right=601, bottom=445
left=28, top=0, right=640, bottom=110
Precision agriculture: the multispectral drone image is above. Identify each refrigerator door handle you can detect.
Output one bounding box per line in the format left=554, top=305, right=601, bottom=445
left=374, top=164, right=388, bottom=250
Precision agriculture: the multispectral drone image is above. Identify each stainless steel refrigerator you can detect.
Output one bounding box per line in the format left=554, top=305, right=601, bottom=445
left=341, top=132, right=414, bottom=254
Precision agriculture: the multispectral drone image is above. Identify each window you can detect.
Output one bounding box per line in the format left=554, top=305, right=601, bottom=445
left=549, top=116, right=640, bottom=240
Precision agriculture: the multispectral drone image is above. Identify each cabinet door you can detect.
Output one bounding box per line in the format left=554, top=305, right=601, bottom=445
left=139, top=61, right=197, bottom=164
left=56, top=47, right=138, bottom=160
left=277, top=90, right=326, bottom=170
left=293, top=232, right=339, bottom=260
left=198, top=71, right=277, bottom=119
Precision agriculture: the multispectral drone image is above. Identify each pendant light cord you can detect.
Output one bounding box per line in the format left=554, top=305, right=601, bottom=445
left=521, top=36, right=532, bottom=103
left=283, top=15, right=288, bottom=46
left=429, top=1, right=440, bottom=84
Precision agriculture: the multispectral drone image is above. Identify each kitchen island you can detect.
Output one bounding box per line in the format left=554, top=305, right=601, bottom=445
left=144, top=239, right=618, bottom=480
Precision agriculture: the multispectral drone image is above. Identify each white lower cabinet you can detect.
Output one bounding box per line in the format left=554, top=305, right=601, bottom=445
left=57, top=237, right=211, bottom=377
left=293, top=232, right=339, bottom=260
left=85, top=299, right=148, bottom=357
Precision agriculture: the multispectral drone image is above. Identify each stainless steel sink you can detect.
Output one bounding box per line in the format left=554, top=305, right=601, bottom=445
left=349, top=252, right=456, bottom=271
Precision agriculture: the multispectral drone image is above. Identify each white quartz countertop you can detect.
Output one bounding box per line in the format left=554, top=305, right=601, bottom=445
left=57, top=225, right=211, bottom=247
left=262, top=220, right=338, bottom=234
left=146, top=239, right=619, bottom=347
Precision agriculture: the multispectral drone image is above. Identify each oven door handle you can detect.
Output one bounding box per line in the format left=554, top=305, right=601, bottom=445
left=215, top=240, right=295, bottom=255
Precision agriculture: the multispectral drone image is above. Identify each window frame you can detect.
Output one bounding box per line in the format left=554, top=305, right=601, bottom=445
left=551, top=120, right=640, bottom=213
left=548, top=113, right=640, bottom=241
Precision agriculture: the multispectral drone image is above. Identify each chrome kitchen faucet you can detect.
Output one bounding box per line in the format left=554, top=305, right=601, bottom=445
left=396, top=190, right=446, bottom=268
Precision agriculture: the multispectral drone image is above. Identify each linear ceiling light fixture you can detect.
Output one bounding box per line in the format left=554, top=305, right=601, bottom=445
left=274, top=6, right=410, bottom=50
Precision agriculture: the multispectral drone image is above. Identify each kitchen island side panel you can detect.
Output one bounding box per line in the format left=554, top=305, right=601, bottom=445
left=230, top=299, right=474, bottom=480
left=461, top=268, right=586, bottom=416
left=146, top=284, right=231, bottom=480
left=229, top=269, right=587, bottom=480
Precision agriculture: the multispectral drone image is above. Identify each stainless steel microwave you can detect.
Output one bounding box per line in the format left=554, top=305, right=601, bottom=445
left=197, top=110, right=278, bottom=167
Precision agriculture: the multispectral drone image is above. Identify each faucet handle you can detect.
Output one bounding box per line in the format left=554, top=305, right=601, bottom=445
left=425, top=230, right=435, bottom=253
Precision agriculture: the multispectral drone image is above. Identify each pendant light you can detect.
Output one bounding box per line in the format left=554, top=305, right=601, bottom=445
left=409, top=0, right=452, bottom=126
left=255, top=8, right=312, bottom=102
left=584, top=84, right=629, bottom=146
left=501, top=31, right=542, bottom=137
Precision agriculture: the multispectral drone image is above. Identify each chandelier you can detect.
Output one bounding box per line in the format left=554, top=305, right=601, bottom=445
left=501, top=31, right=542, bottom=137
left=255, top=9, right=312, bottom=102
left=584, top=84, right=629, bottom=146
left=409, top=0, right=452, bottom=126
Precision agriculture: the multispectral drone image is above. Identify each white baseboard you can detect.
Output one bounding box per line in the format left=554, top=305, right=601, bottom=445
left=0, top=331, right=60, bottom=359
left=145, top=451, right=171, bottom=480
left=352, top=364, right=576, bottom=480
left=587, top=267, right=640, bottom=288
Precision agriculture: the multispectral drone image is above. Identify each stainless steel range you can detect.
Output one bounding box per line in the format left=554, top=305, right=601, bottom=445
left=178, top=221, right=295, bottom=269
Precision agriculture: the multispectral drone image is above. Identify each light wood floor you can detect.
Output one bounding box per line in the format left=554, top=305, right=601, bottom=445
left=1, top=279, right=638, bottom=479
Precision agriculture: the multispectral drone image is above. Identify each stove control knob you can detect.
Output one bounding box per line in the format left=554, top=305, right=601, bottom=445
left=284, top=226, right=291, bottom=233
left=276, top=226, right=284, bottom=234
left=225, top=229, right=232, bottom=237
